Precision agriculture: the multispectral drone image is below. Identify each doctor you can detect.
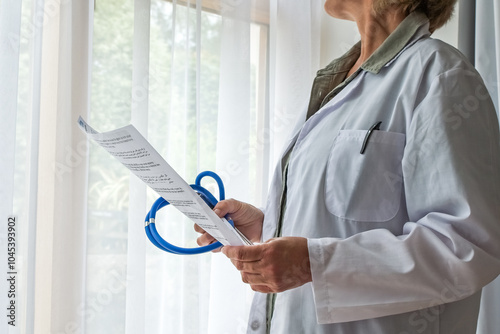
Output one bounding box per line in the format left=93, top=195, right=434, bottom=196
left=196, top=0, right=500, bottom=333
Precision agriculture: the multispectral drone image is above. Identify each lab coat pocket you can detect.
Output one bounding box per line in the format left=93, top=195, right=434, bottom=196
left=325, top=129, right=406, bottom=222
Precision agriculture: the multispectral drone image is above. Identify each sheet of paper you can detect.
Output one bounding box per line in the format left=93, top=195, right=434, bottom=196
left=78, top=116, right=250, bottom=246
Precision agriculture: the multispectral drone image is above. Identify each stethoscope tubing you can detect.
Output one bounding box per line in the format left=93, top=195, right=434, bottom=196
left=144, top=171, right=233, bottom=255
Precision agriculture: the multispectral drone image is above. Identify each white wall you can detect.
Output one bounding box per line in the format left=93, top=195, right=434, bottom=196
left=433, top=4, right=460, bottom=47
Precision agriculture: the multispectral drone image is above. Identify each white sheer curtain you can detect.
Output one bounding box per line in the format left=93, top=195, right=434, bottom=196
left=1, top=0, right=268, bottom=332
left=87, top=0, right=270, bottom=333
left=468, top=2, right=500, bottom=332
left=1, top=0, right=93, bottom=333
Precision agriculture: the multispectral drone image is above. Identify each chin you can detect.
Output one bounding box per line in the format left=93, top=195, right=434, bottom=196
left=324, top=0, right=355, bottom=21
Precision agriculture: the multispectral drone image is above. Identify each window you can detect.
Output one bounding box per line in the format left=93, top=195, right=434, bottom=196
left=88, top=0, right=269, bottom=332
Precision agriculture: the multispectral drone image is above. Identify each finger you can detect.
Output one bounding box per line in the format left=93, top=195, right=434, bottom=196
left=240, top=272, right=265, bottom=285
left=211, top=246, right=223, bottom=253
left=193, top=223, right=205, bottom=234
left=249, top=284, right=273, bottom=293
left=230, top=259, right=263, bottom=273
left=222, top=245, right=263, bottom=261
left=196, top=232, right=216, bottom=246
left=263, top=237, right=277, bottom=243
left=213, top=208, right=224, bottom=218
left=213, top=199, right=241, bottom=217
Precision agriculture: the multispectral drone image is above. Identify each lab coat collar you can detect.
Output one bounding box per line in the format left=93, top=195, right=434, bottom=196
left=316, top=43, right=361, bottom=77
left=307, top=11, right=430, bottom=118
left=362, top=11, right=431, bottom=74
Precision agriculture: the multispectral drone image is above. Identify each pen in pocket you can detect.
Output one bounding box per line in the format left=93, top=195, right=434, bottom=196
left=360, top=121, right=382, bottom=154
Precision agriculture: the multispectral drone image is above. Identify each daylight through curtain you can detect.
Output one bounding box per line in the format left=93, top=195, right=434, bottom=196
left=86, top=1, right=269, bottom=333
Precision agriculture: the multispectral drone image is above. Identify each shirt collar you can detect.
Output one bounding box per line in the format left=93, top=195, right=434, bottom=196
left=361, top=11, right=431, bottom=74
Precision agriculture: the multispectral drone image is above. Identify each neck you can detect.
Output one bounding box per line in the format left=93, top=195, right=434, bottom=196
left=348, top=8, right=406, bottom=76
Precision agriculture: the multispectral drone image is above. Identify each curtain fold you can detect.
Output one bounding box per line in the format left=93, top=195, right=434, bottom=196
left=208, top=1, right=253, bottom=332
left=24, top=1, right=45, bottom=332
left=474, top=0, right=500, bottom=114
left=458, top=0, right=476, bottom=65
left=35, top=0, right=93, bottom=332
left=0, top=1, right=23, bottom=333
left=471, top=2, right=500, bottom=332
left=0, top=0, right=93, bottom=333
left=269, top=0, right=325, bottom=167
left=124, top=1, right=151, bottom=333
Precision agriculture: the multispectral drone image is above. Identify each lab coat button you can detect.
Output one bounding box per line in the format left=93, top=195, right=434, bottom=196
left=250, top=320, right=260, bottom=330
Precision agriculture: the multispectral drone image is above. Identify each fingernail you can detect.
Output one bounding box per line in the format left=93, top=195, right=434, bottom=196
left=214, top=208, right=221, bottom=216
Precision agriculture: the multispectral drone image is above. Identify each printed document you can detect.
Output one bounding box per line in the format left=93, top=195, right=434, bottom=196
left=78, top=116, right=251, bottom=246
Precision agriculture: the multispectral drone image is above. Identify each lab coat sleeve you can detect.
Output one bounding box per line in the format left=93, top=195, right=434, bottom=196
left=308, top=68, right=500, bottom=324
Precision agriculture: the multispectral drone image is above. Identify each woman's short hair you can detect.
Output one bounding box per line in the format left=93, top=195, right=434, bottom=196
left=373, top=0, right=458, bottom=32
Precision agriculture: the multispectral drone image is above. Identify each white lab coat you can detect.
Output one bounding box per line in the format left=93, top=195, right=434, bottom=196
left=246, top=17, right=500, bottom=334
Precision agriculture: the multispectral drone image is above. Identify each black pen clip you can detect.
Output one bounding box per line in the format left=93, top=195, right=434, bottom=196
left=360, top=121, right=382, bottom=154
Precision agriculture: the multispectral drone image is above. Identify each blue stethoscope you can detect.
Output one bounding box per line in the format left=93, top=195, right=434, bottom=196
left=144, top=171, right=233, bottom=255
